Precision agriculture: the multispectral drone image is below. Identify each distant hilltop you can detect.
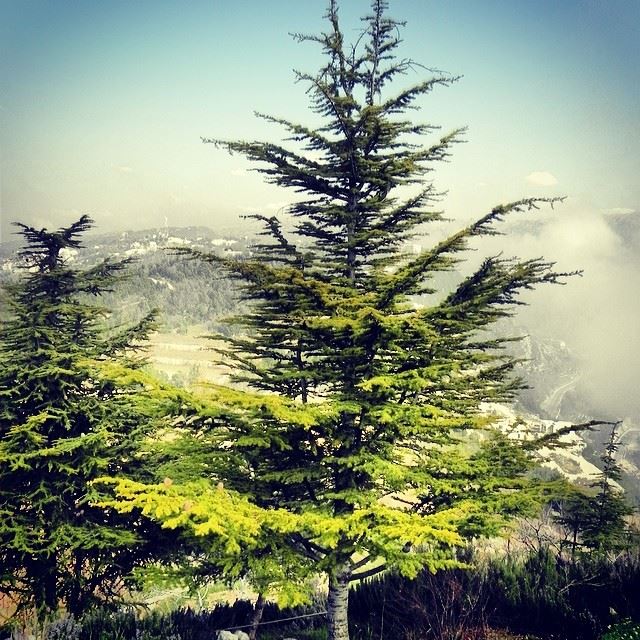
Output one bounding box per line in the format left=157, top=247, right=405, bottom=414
left=0, top=224, right=251, bottom=271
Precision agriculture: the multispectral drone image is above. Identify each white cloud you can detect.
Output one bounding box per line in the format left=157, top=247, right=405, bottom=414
left=264, top=201, right=290, bottom=212
left=603, top=207, right=636, bottom=216
left=230, top=168, right=247, bottom=177
left=115, top=165, right=133, bottom=174
left=526, top=171, right=558, bottom=187
left=236, top=201, right=291, bottom=215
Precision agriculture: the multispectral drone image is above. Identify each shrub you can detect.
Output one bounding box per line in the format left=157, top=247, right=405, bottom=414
left=601, top=620, right=640, bottom=640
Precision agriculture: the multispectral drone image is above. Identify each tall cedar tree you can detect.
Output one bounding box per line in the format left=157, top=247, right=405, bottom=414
left=108, top=3, right=577, bottom=639
left=0, top=216, right=170, bottom=622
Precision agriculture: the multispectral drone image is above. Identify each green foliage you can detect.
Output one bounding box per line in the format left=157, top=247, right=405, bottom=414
left=601, top=620, right=640, bottom=640
left=0, top=216, right=175, bottom=622
left=554, top=423, right=635, bottom=557
left=349, top=547, right=640, bottom=640
left=1, top=601, right=328, bottom=640
left=483, top=548, right=640, bottom=640
left=109, top=2, right=578, bottom=638
left=98, top=246, right=243, bottom=333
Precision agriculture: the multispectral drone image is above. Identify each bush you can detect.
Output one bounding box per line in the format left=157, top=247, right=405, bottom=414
left=0, top=598, right=327, bottom=640
left=348, top=548, right=640, bottom=640
left=349, top=566, right=490, bottom=640
left=601, top=620, right=640, bottom=640
left=485, top=548, right=640, bottom=639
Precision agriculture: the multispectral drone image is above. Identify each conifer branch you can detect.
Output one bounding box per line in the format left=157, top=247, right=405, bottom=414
left=378, top=197, right=567, bottom=307
left=351, top=562, right=387, bottom=581
left=381, top=76, right=462, bottom=114
left=521, top=420, right=621, bottom=452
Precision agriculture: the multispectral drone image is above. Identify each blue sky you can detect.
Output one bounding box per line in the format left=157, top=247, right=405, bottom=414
left=1, top=0, right=640, bottom=419
left=0, top=0, right=638, bottom=241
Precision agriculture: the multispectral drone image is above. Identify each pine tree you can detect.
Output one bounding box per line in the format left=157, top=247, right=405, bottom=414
left=555, top=422, right=633, bottom=557
left=588, top=423, right=633, bottom=550
left=108, top=3, right=577, bottom=639
left=0, top=216, right=169, bottom=623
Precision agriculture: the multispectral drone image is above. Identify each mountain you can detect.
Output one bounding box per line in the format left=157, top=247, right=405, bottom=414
left=0, top=225, right=250, bottom=332
left=511, top=329, right=640, bottom=502
left=2, top=224, right=638, bottom=500
left=482, top=402, right=618, bottom=489
left=605, top=210, right=640, bottom=251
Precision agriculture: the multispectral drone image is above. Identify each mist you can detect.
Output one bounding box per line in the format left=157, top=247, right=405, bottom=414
left=485, top=202, right=640, bottom=422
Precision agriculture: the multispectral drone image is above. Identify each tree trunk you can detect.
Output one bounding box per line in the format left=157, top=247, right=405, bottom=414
left=31, top=554, right=58, bottom=623
left=248, top=592, right=266, bottom=640
left=67, top=551, right=84, bottom=617
left=327, top=563, right=351, bottom=640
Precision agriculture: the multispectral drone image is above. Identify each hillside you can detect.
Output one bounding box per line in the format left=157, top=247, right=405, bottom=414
left=1, top=225, right=248, bottom=332
left=2, top=224, right=638, bottom=498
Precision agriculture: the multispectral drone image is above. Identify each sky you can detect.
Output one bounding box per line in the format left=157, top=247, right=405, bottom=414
left=1, top=0, right=638, bottom=239
left=1, top=0, right=639, bottom=421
